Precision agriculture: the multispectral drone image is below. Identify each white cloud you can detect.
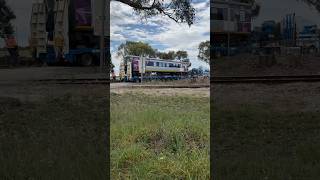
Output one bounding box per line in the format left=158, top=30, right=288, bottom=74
left=110, top=0, right=210, bottom=74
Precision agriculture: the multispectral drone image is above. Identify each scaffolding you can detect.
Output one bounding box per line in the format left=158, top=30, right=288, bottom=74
left=30, top=0, right=47, bottom=58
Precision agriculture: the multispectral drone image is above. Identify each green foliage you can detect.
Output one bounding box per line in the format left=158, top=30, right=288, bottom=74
left=156, top=50, right=188, bottom=60
left=117, top=41, right=188, bottom=62
left=236, top=0, right=260, bottom=17
left=117, top=41, right=156, bottom=59
left=300, top=0, right=320, bottom=11
left=0, top=93, right=108, bottom=179
left=0, top=0, right=16, bottom=38
left=156, top=50, right=176, bottom=59
left=241, top=0, right=320, bottom=17
left=213, top=105, right=320, bottom=179
left=198, top=40, right=210, bottom=64
left=111, top=93, right=209, bottom=179
left=115, top=0, right=196, bottom=26
left=175, top=50, right=188, bottom=60
left=107, top=53, right=115, bottom=72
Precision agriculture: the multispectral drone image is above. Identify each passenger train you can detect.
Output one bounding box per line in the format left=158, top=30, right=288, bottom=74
left=119, top=55, right=191, bottom=82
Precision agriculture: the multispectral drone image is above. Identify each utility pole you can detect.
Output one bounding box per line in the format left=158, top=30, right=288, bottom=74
left=99, top=0, right=106, bottom=73
left=140, top=55, right=144, bottom=83
left=227, top=0, right=230, bottom=56
left=180, top=59, right=183, bottom=79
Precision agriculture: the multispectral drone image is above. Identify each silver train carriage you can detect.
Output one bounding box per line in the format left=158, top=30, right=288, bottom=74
left=119, top=55, right=191, bottom=82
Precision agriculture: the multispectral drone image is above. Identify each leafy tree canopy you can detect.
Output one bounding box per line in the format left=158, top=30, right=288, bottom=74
left=198, top=40, right=209, bottom=64
left=245, top=0, right=320, bottom=17
left=299, top=0, right=320, bottom=11
left=113, top=0, right=196, bottom=26
left=0, top=0, right=16, bottom=38
left=156, top=50, right=176, bottom=60
left=175, top=50, right=188, bottom=60
left=116, top=41, right=188, bottom=64
left=117, top=41, right=156, bottom=59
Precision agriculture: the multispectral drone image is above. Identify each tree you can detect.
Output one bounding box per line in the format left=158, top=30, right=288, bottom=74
left=113, top=0, right=196, bottom=26
left=198, top=66, right=203, bottom=75
left=175, top=50, right=188, bottom=60
left=235, top=0, right=260, bottom=17
left=190, top=67, right=202, bottom=76
left=107, top=53, right=115, bottom=72
left=156, top=50, right=176, bottom=59
left=117, top=41, right=156, bottom=63
left=299, top=0, right=320, bottom=11
left=198, top=40, right=210, bottom=64
left=246, top=0, right=320, bottom=16
left=116, top=41, right=189, bottom=66
left=0, top=0, right=16, bottom=38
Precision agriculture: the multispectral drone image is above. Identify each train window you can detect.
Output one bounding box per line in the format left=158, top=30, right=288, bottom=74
left=169, top=63, right=173, bottom=67
left=156, top=62, right=160, bottom=66
left=164, top=63, right=167, bottom=67
left=146, top=61, right=154, bottom=66
left=178, top=64, right=181, bottom=68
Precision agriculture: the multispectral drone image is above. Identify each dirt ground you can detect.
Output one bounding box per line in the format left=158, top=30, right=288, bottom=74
left=1, top=80, right=319, bottom=109
left=0, top=66, right=318, bottom=110
left=213, top=82, right=320, bottom=113
left=0, top=83, right=209, bottom=102
left=214, top=54, right=320, bottom=76
left=112, top=81, right=320, bottom=113
left=111, top=85, right=210, bottom=97
left=0, top=83, right=108, bottom=102
left=0, top=67, right=106, bottom=83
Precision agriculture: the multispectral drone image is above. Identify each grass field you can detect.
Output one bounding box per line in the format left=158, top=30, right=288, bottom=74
left=0, top=88, right=210, bottom=179
left=0, top=92, right=108, bottom=179
left=111, top=93, right=210, bottom=179
left=213, top=105, right=320, bottom=179
left=3, top=81, right=319, bottom=179
left=213, top=83, right=320, bottom=179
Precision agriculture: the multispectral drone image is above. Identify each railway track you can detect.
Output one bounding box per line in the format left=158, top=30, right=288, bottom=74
left=212, top=75, right=320, bottom=83
left=34, top=78, right=210, bottom=88
left=30, top=75, right=320, bottom=86
left=36, top=78, right=111, bottom=84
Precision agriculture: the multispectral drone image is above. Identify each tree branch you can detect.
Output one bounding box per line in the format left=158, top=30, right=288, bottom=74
left=115, top=0, right=159, bottom=10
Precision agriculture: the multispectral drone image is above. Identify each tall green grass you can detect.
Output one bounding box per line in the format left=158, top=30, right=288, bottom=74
left=111, top=93, right=210, bottom=179
left=0, top=94, right=108, bottom=179
left=213, top=105, right=320, bottom=180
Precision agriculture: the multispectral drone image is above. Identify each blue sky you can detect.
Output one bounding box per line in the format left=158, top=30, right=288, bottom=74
left=110, top=0, right=210, bottom=74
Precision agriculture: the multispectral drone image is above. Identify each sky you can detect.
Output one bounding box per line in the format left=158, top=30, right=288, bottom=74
left=110, top=0, right=210, bottom=74
left=253, top=0, right=320, bottom=27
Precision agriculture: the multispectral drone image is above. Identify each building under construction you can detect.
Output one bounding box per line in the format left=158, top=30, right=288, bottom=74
left=30, top=0, right=108, bottom=66
left=211, top=0, right=253, bottom=57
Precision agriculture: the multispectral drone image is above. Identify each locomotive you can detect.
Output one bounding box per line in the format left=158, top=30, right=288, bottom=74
left=119, top=55, right=191, bottom=82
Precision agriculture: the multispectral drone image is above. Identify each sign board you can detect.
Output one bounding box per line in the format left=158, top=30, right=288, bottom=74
left=74, top=0, right=92, bottom=27
left=92, top=0, right=109, bottom=36
left=132, top=57, right=139, bottom=71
